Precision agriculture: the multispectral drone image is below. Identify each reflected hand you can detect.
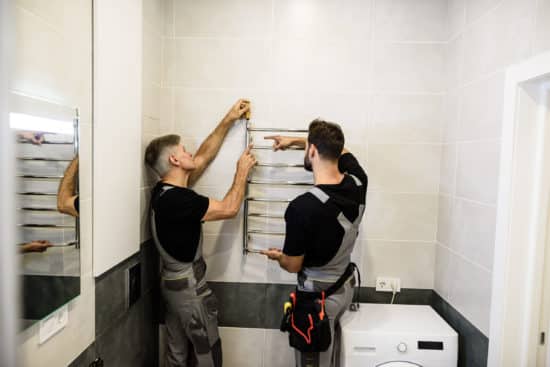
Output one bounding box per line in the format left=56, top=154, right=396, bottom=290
left=260, top=248, right=283, bottom=261
left=20, top=240, right=53, bottom=253
left=225, top=98, right=251, bottom=122
left=19, top=132, right=45, bottom=145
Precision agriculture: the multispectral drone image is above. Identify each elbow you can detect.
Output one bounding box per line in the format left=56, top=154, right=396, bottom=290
left=223, top=204, right=239, bottom=219
left=57, top=199, right=65, bottom=214
left=282, top=263, right=301, bottom=273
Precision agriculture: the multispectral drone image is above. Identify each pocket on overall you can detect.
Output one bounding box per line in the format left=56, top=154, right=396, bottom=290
left=287, top=291, right=331, bottom=353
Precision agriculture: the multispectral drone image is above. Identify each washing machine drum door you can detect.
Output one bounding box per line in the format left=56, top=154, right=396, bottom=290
left=377, top=362, right=422, bottom=367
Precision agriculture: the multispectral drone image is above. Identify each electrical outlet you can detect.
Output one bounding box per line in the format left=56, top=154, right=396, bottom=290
left=376, top=277, right=401, bottom=293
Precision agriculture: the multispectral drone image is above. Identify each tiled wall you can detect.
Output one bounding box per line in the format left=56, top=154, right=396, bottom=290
left=436, top=0, right=550, bottom=343
left=160, top=0, right=445, bottom=365
left=69, top=241, right=159, bottom=367
left=141, top=0, right=167, bottom=242
left=14, top=0, right=95, bottom=366
left=161, top=0, right=445, bottom=290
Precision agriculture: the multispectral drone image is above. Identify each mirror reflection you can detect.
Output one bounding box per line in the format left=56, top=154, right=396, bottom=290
left=12, top=95, right=80, bottom=328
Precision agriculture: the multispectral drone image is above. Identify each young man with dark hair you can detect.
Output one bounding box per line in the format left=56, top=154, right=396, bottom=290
left=144, top=99, right=256, bottom=367
left=263, top=119, right=367, bottom=367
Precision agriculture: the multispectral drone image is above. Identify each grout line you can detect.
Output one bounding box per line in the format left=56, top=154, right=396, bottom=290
left=368, top=191, right=439, bottom=195
left=458, top=69, right=505, bottom=92
left=436, top=241, right=492, bottom=274
left=454, top=195, right=497, bottom=208
left=366, top=239, right=436, bottom=244
left=529, top=0, right=541, bottom=57
left=172, top=0, right=175, bottom=38
left=16, top=5, right=65, bottom=38
left=454, top=137, right=502, bottom=144
left=464, top=0, right=504, bottom=32
left=373, top=40, right=448, bottom=45
left=368, top=141, right=444, bottom=146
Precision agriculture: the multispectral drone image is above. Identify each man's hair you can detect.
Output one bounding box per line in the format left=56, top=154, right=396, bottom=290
left=307, top=119, right=345, bottom=161
left=144, top=134, right=181, bottom=177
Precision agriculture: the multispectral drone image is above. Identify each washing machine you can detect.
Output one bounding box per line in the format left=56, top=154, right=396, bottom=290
left=339, top=304, right=458, bottom=367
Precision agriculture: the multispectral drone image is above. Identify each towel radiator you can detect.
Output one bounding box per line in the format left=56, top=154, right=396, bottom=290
left=243, top=122, right=312, bottom=254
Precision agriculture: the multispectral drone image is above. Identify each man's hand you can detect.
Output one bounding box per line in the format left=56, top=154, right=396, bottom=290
left=236, top=145, right=257, bottom=176
left=19, top=132, right=45, bottom=145
left=20, top=240, right=53, bottom=253
left=264, top=135, right=305, bottom=151
left=260, top=248, right=283, bottom=261
left=224, top=99, right=250, bottom=123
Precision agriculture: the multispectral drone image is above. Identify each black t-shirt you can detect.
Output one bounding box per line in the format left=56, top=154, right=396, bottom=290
left=282, top=153, right=367, bottom=267
left=150, top=182, right=210, bottom=262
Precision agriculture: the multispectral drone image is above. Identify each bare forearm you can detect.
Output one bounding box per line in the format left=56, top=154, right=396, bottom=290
left=58, top=158, right=78, bottom=204
left=288, top=137, right=306, bottom=149
left=221, top=169, right=248, bottom=216
left=189, top=119, right=233, bottom=186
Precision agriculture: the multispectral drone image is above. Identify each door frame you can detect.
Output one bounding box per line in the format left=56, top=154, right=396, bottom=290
left=488, top=51, right=550, bottom=367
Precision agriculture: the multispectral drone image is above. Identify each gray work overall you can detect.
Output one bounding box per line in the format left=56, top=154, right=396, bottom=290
left=151, top=185, right=222, bottom=367
left=295, top=178, right=365, bottom=367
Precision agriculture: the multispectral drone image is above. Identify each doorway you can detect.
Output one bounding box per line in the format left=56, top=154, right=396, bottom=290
left=488, top=51, right=550, bottom=367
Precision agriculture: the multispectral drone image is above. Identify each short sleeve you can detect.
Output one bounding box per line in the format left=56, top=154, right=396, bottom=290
left=282, top=202, right=307, bottom=256
left=338, top=153, right=368, bottom=187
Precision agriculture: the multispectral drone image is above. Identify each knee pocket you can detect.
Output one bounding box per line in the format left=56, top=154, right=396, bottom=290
left=189, top=317, right=211, bottom=355
left=188, top=294, right=220, bottom=355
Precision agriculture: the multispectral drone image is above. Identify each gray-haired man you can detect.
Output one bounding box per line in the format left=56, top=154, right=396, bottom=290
left=145, top=99, right=256, bottom=367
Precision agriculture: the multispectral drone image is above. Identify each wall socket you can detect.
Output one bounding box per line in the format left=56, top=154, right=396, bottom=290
left=376, top=277, right=401, bottom=293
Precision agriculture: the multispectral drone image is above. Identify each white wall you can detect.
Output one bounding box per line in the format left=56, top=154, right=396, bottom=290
left=93, top=0, right=142, bottom=276
left=13, top=0, right=95, bottom=365
left=436, top=0, right=550, bottom=336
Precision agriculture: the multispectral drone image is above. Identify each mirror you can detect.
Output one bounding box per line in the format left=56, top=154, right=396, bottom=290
left=11, top=93, right=81, bottom=329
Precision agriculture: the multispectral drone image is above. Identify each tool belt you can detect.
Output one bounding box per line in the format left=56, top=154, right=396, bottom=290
left=280, top=263, right=360, bottom=353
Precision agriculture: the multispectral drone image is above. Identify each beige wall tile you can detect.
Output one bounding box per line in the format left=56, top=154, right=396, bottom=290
left=365, top=192, right=438, bottom=241
left=175, top=0, right=272, bottom=38
left=362, top=240, right=436, bottom=288
left=274, top=0, right=372, bottom=40
left=374, top=0, right=447, bottom=42
left=368, top=144, right=441, bottom=193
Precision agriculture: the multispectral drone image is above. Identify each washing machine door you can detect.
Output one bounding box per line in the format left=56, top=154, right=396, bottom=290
left=376, top=362, right=422, bottom=367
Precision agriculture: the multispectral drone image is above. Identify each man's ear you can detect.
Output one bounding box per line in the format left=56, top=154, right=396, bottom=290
left=168, top=154, right=178, bottom=167
left=309, top=143, right=317, bottom=159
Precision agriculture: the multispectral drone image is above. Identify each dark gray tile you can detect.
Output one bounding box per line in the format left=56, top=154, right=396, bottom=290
left=160, top=284, right=434, bottom=329
left=140, top=240, right=159, bottom=294
left=68, top=342, right=97, bottom=367
left=431, top=291, right=488, bottom=367
left=95, top=292, right=158, bottom=367
left=265, top=284, right=295, bottom=329
left=95, top=265, right=127, bottom=337
left=357, top=287, right=433, bottom=305
left=209, top=282, right=266, bottom=328
left=21, top=275, right=80, bottom=320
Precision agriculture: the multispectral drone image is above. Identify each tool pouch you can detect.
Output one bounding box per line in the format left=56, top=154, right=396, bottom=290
left=279, top=262, right=360, bottom=353
left=283, top=290, right=331, bottom=353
